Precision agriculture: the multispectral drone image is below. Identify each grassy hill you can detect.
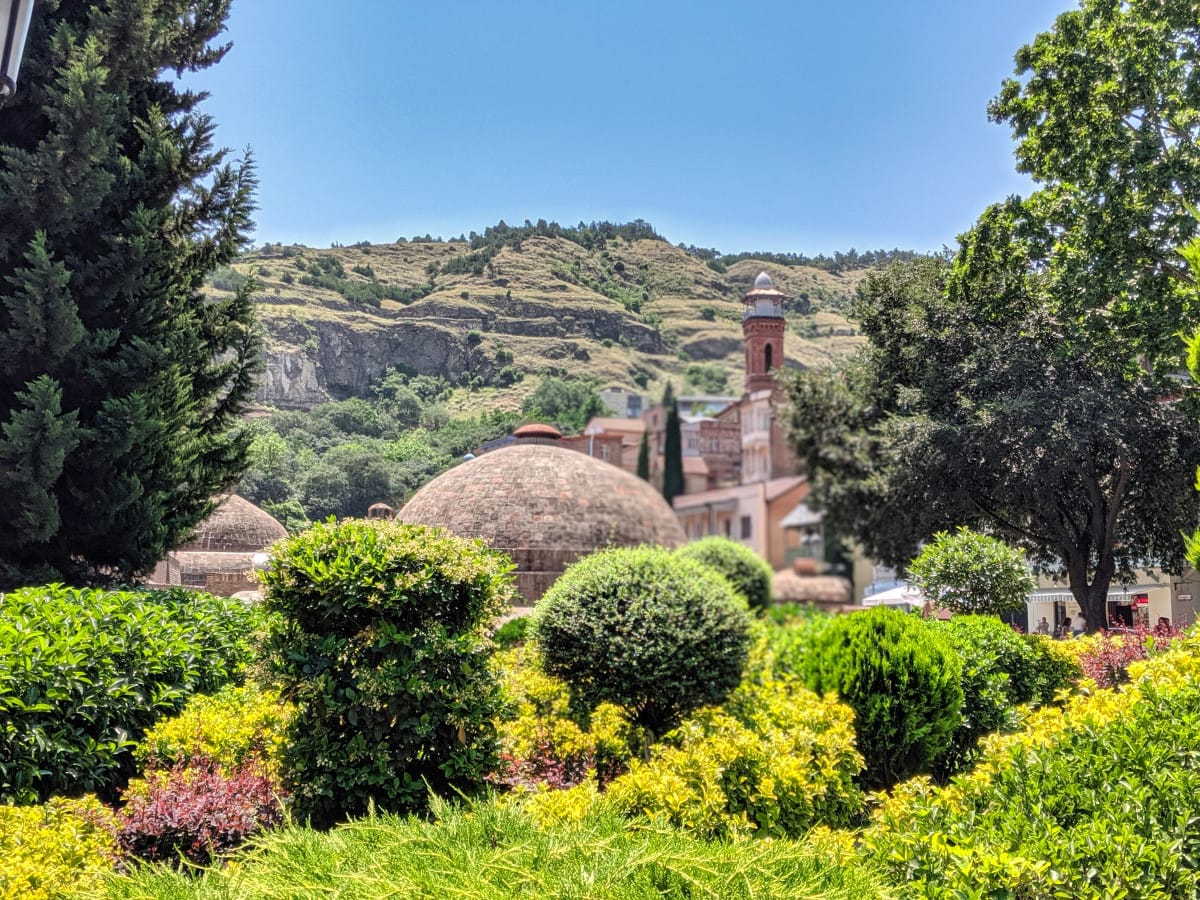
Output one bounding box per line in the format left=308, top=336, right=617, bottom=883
left=217, top=226, right=883, bottom=412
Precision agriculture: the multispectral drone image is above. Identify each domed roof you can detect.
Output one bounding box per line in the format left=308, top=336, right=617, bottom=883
left=398, top=445, right=685, bottom=599
left=754, top=271, right=774, bottom=290
left=512, top=423, right=562, bottom=439
left=179, top=494, right=288, bottom=553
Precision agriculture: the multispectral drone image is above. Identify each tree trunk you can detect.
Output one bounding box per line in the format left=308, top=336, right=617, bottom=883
left=1068, top=560, right=1115, bottom=635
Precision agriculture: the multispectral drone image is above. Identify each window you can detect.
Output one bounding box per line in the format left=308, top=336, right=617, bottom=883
left=740, top=516, right=752, bottom=539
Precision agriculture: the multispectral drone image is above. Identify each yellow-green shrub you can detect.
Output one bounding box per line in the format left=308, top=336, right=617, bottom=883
left=864, top=629, right=1200, bottom=897
left=606, top=676, right=863, bottom=838
left=494, top=647, right=639, bottom=787
left=0, top=797, right=117, bottom=900
left=136, top=683, right=296, bottom=777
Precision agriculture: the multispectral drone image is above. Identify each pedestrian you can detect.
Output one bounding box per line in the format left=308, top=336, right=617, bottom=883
left=1035, top=616, right=1050, bottom=635
left=1058, top=617, right=1072, bottom=638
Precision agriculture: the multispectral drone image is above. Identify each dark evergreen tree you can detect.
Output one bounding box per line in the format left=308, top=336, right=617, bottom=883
left=662, top=382, right=684, bottom=504
left=636, top=429, right=650, bottom=481
left=0, top=1, right=259, bottom=587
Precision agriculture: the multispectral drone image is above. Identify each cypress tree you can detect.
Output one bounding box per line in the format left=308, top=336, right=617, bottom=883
left=662, top=382, right=684, bottom=504
left=0, top=1, right=259, bottom=587
left=636, top=429, right=650, bottom=481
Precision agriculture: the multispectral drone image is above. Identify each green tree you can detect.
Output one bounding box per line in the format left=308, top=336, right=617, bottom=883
left=908, top=528, right=1036, bottom=616
left=662, top=382, right=684, bottom=504
left=0, top=1, right=259, bottom=587
left=636, top=429, right=650, bottom=481
left=521, top=376, right=604, bottom=434
left=789, top=2, right=1200, bottom=634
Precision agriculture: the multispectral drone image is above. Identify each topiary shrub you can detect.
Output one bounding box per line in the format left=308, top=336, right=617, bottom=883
left=798, top=607, right=962, bottom=789
left=260, top=519, right=514, bottom=828
left=907, top=527, right=1036, bottom=616
left=531, top=547, right=752, bottom=735
left=674, top=536, right=774, bottom=612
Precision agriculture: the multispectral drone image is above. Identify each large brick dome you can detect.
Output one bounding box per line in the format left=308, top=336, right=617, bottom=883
left=398, top=444, right=686, bottom=602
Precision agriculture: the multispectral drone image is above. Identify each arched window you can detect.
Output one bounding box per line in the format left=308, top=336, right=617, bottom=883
left=764, top=343, right=773, bottom=370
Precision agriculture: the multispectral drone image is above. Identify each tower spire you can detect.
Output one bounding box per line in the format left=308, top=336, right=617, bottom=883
left=742, top=271, right=787, bottom=395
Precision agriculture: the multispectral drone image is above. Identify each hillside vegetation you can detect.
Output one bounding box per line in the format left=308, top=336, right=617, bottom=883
left=217, top=221, right=900, bottom=412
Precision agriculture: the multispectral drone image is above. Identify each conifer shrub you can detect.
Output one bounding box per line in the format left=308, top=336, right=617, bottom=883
left=674, top=536, right=774, bottom=612
left=260, top=520, right=514, bottom=828
left=0, top=585, right=261, bottom=804
left=531, top=547, right=752, bottom=734
left=798, top=607, right=962, bottom=789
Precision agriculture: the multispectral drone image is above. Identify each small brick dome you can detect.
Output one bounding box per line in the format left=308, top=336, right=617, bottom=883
left=179, top=494, right=288, bottom=553
left=512, top=423, right=562, bottom=439
left=398, top=444, right=686, bottom=601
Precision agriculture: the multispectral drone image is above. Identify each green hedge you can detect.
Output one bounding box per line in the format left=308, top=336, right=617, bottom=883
left=0, top=585, right=261, bottom=803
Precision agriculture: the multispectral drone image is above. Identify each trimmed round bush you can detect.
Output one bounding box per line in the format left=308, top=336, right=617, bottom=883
left=799, top=607, right=962, bottom=790
left=261, top=519, right=514, bottom=828
left=675, top=536, right=774, bottom=612
left=531, top=546, right=752, bottom=734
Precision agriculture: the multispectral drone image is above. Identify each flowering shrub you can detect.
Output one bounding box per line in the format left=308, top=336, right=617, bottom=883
left=0, top=797, right=117, bottom=900
left=605, top=676, right=863, bottom=838
left=116, top=755, right=282, bottom=866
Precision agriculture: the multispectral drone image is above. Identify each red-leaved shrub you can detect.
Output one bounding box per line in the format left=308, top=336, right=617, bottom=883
left=1076, top=620, right=1182, bottom=688
left=116, top=755, right=282, bottom=866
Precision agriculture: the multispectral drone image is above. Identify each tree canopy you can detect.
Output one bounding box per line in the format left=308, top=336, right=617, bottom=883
left=908, top=528, right=1037, bottom=616
left=788, top=0, right=1200, bottom=633
left=0, top=0, right=259, bottom=587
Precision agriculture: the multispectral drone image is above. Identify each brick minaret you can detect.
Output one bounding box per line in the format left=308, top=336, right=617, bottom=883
left=742, top=271, right=787, bottom=395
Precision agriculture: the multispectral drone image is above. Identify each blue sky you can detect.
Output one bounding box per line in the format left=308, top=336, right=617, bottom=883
left=193, top=1, right=1075, bottom=255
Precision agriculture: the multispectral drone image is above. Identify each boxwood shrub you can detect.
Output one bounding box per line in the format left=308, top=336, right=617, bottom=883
left=531, top=546, right=752, bottom=735
left=674, top=536, right=774, bottom=612
left=260, top=519, right=514, bottom=828
left=798, top=606, right=962, bottom=789
left=0, top=585, right=262, bottom=804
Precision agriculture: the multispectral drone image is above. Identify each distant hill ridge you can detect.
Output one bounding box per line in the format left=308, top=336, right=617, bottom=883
left=218, top=220, right=917, bottom=412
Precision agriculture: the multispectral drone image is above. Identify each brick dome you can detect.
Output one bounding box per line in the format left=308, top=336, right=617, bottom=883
left=398, top=444, right=686, bottom=601
left=179, top=494, right=288, bottom=553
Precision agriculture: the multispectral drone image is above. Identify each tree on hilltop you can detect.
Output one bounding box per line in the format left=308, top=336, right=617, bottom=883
left=0, top=1, right=260, bottom=587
